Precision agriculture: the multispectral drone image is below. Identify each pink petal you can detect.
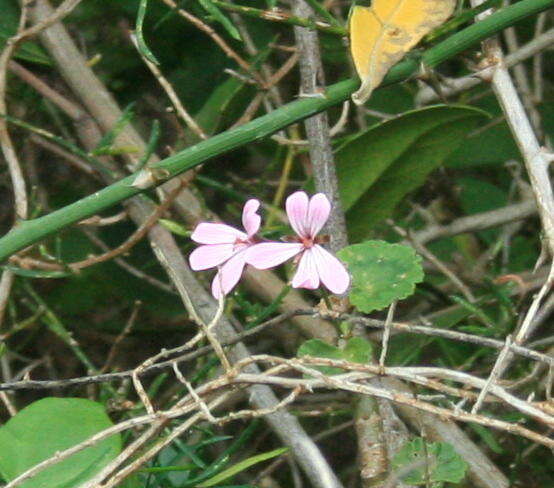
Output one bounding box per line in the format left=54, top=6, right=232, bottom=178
left=191, top=223, right=246, bottom=244
left=312, top=245, right=350, bottom=294
left=291, top=249, right=320, bottom=289
left=211, top=251, right=247, bottom=298
left=285, top=191, right=309, bottom=237
left=307, top=193, right=331, bottom=237
left=242, top=199, right=261, bottom=237
left=189, top=243, right=235, bottom=271
left=245, top=242, right=303, bottom=269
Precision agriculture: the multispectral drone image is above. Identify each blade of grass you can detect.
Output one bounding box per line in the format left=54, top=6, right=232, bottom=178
left=136, top=0, right=160, bottom=65
left=197, top=447, right=289, bottom=487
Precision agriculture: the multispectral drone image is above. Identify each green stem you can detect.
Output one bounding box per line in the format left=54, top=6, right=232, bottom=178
left=24, top=282, right=98, bottom=373
left=211, top=1, right=346, bottom=36
left=303, top=0, right=344, bottom=28
left=0, top=0, right=552, bottom=262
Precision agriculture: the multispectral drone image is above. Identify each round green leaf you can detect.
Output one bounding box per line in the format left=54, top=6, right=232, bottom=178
left=342, top=337, right=373, bottom=364
left=297, top=337, right=373, bottom=375
left=338, top=240, right=423, bottom=313
left=392, top=438, right=468, bottom=485
left=0, top=397, right=121, bottom=488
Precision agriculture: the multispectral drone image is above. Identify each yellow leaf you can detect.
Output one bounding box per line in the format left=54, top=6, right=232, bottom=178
left=349, top=0, right=456, bottom=105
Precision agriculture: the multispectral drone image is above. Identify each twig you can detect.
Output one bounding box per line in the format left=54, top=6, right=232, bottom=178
left=472, top=335, right=513, bottom=414
left=412, top=200, right=537, bottom=245
left=231, top=369, right=554, bottom=447
left=271, top=101, right=350, bottom=146
left=532, top=13, right=549, bottom=105
left=129, top=33, right=207, bottom=140
left=0, top=390, right=16, bottom=416
left=100, top=301, right=141, bottom=374
left=392, top=223, right=476, bottom=302
left=211, top=1, right=346, bottom=36
left=0, top=271, right=14, bottom=330
left=0, top=310, right=301, bottom=390
left=379, top=301, right=396, bottom=368
left=417, top=27, right=554, bottom=104
left=158, top=0, right=265, bottom=87
left=349, top=314, right=554, bottom=367
left=292, top=0, right=347, bottom=252
left=200, top=291, right=231, bottom=371
left=9, top=60, right=85, bottom=120
left=30, top=133, right=101, bottom=178
left=5, top=306, right=554, bottom=392
left=77, top=211, right=128, bottom=226
left=81, top=228, right=174, bottom=294
left=503, top=21, right=544, bottom=139
left=172, top=362, right=216, bottom=421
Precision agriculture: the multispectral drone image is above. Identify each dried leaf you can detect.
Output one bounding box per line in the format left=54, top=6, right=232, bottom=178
left=349, top=0, right=456, bottom=105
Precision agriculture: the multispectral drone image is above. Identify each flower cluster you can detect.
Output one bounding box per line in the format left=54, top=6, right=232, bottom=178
left=189, top=191, right=350, bottom=298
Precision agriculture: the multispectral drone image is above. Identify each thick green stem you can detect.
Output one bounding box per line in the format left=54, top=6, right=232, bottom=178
left=0, top=0, right=552, bottom=262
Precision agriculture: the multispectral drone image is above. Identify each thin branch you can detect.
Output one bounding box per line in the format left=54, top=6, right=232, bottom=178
left=100, top=301, right=141, bottom=373
left=417, top=27, right=554, bottom=104
left=129, top=32, right=208, bottom=140
left=379, top=301, right=396, bottom=368
left=412, top=200, right=537, bottom=245
left=5, top=307, right=554, bottom=392
left=158, top=0, right=266, bottom=87
left=293, top=0, right=347, bottom=252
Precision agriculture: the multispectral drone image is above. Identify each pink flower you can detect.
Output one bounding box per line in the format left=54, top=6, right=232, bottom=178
left=189, top=199, right=261, bottom=298
left=245, top=191, right=350, bottom=294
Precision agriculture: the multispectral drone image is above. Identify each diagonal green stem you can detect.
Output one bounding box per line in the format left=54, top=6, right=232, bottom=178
left=211, top=1, right=347, bottom=36
left=0, top=0, right=552, bottom=263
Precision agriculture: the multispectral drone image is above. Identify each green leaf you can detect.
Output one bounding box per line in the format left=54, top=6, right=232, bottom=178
left=446, top=120, right=519, bottom=167
left=192, top=45, right=274, bottom=137
left=198, top=0, right=242, bottom=41
left=342, top=336, right=373, bottom=364
left=334, top=105, right=488, bottom=240
left=338, top=240, right=424, bottom=313
left=91, top=103, right=136, bottom=156
left=297, top=337, right=372, bottom=375
left=159, top=218, right=191, bottom=237
left=0, top=397, right=121, bottom=488
left=135, top=0, right=160, bottom=64
left=468, top=423, right=504, bottom=454
left=193, top=76, right=247, bottom=137
left=197, top=447, right=288, bottom=487
left=0, top=0, right=51, bottom=65
left=392, top=439, right=468, bottom=485
left=297, top=339, right=345, bottom=375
